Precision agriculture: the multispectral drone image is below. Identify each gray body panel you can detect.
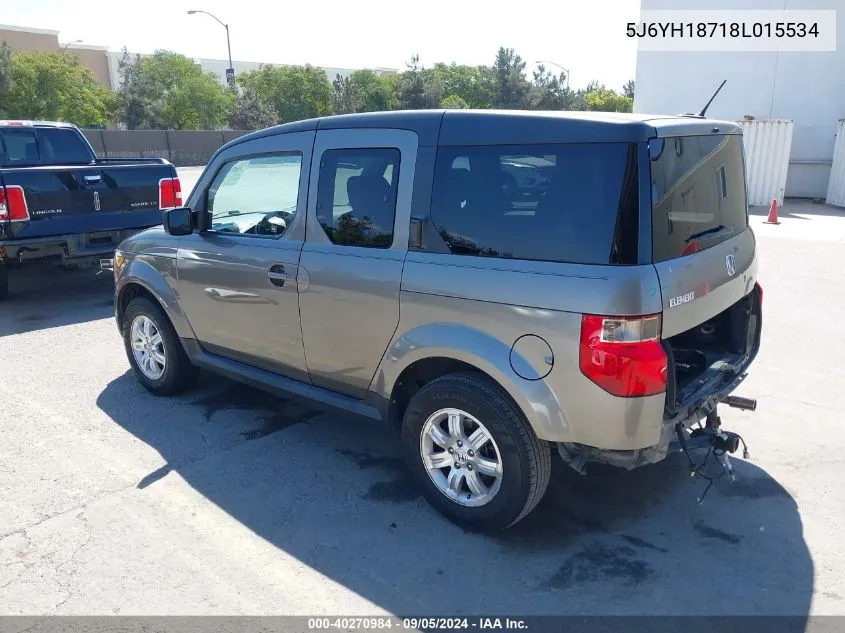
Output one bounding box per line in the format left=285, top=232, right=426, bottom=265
left=385, top=253, right=667, bottom=448
left=113, top=110, right=759, bottom=460
left=298, top=128, right=417, bottom=398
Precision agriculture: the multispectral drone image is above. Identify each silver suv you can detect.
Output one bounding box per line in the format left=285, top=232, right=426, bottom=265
left=111, top=110, right=762, bottom=531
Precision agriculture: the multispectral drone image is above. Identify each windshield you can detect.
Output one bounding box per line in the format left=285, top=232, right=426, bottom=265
left=650, top=133, right=748, bottom=262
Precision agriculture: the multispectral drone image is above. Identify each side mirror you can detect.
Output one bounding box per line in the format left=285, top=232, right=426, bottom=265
left=163, top=207, right=193, bottom=236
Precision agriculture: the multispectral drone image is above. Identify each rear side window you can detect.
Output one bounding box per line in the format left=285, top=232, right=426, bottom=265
left=1, top=130, right=39, bottom=164
left=428, top=143, right=639, bottom=265
left=38, top=128, right=92, bottom=164
left=650, top=134, right=748, bottom=262
left=316, top=148, right=400, bottom=248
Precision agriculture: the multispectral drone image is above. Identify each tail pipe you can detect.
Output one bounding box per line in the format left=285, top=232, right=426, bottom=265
left=722, top=395, right=757, bottom=411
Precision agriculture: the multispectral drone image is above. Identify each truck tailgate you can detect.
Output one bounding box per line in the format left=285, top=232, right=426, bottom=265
left=1, top=163, right=176, bottom=240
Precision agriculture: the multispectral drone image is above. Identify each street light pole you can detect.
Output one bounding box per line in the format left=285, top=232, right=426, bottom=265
left=535, top=60, right=570, bottom=89
left=187, top=9, right=235, bottom=88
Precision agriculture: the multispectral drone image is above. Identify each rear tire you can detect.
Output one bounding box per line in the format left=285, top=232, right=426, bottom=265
left=0, top=262, right=8, bottom=302
left=401, top=371, right=551, bottom=532
left=122, top=297, right=197, bottom=395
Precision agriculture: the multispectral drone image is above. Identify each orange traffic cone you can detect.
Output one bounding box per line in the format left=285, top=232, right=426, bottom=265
left=764, top=199, right=780, bottom=224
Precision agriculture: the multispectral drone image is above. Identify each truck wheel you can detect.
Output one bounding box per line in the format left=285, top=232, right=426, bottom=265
left=122, top=296, right=198, bottom=396
left=0, top=263, right=8, bottom=302
left=401, top=371, right=551, bottom=532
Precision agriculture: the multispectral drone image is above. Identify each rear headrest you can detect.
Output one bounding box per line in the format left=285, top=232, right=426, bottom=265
left=435, top=168, right=472, bottom=205
left=347, top=175, right=391, bottom=209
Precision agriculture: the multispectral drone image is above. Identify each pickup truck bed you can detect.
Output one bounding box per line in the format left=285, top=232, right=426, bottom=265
left=1, top=120, right=181, bottom=300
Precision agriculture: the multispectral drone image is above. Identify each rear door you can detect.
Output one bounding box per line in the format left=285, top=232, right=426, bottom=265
left=298, top=128, right=417, bottom=398
left=649, top=132, right=758, bottom=338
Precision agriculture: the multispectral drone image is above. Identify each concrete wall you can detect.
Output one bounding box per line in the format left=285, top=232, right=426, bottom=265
left=634, top=0, right=845, bottom=198
left=81, top=129, right=251, bottom=166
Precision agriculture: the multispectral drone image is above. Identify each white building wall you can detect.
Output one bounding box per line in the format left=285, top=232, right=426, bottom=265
left=634, top=0, right=845, bottom=199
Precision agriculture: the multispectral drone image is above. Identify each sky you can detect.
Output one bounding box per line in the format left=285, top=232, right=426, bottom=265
left=4, top=0, right=641, bottom=91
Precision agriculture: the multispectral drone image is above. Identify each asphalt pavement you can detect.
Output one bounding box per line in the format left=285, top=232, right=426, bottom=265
left=0, top=198, right=843, bottom=616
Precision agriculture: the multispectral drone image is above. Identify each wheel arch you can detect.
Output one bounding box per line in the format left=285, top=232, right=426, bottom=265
left=372, top=323, right=571, bottom=442
left=116, top=258, right=194, bottom=340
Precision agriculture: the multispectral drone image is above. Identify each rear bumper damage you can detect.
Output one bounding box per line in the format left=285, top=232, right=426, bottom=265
left=557, top=369, right=756, bottom=473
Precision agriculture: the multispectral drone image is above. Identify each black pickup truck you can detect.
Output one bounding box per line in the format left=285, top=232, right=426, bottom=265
left=0, top=120, right=181, bottom=300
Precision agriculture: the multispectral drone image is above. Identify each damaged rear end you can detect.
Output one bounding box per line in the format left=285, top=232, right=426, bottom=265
left=651, top=124, right=761, bottom=482
left=560, top=121, right=762, bottom=479
left=651, top=129, right=761, bottom=420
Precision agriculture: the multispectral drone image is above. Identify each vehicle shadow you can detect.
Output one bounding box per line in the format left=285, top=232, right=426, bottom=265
left=96, top=372, right=813, bottom=617
left=0, top=265, right=114, bottom=337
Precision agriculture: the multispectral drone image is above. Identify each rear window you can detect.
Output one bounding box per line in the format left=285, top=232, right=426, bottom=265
left=650, top=134, right=748, bottom=262
left=1, top=129, right=39, bottom=165
left=429, top=143, right=639, bottom=265
left=0, top=127, right=92, bottom=166
left=38, top=128, right=92, bottom=164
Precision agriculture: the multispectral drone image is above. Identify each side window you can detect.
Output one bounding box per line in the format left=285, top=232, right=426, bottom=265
left=316, top=148, right=400, bottom=248
left=429, top=143, right=639, bottom=265
left=206, top=153, right=302, bottom=238
left=1, top=130, right=40, bottom=164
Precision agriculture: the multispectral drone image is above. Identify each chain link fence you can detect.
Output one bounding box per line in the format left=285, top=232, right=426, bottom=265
left=81, top=130, right=251, bottom=167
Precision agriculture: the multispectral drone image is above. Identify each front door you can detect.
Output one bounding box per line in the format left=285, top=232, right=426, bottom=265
left=175, top=131, right=314, bottom=382
left=298, top=128, right=418, bottom=398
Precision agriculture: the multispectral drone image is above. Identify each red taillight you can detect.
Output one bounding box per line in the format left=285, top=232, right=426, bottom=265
left=0, top=185, right=30, bottom=222
left=159, top=177, right=182, bottom=210
left=579, top=314, right=668, bottom=398
left=754, top=281, right=763, bottom=307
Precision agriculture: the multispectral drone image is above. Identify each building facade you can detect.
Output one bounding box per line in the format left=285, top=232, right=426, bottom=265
left=0, top=24, right=112, bottom=88
left=633, top=0, right=844, bottom=199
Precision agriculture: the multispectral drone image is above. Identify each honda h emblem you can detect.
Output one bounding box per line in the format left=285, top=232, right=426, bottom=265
left=93, top=191, right=101, bottom=212
left=725, top=254, right=736, bottom=277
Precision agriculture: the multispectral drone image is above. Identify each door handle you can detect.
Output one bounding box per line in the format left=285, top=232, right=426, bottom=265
left=83, top=174, right=102, bottom=184
left=267, top=264, right=287, bottom=287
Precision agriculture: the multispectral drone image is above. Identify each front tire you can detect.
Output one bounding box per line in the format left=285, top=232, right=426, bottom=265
left=122, top=297, right=197, bottom=395
left=401, top=371, right=551, bottom=532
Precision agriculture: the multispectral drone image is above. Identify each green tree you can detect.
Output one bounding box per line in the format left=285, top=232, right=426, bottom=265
left=441, top=94, right=470, bottom=109
left=0, top=42, right=12, bottom=115
left=229, top=88, right=278, bottom=130
left=397, top=55, right=443, bottom=110
left=348, top=69, right=396, bottom=112
left=138, top=51, right=233, bottom=129
left=115, top=47, right=150, bottom=129
left=331, top=74, right=361, bottom=115
left=526, top=64, right=574, bottom=110
left=585, top=80, right=602, bottom=93
left=492, top=47, right=529, bottom=109
left=238, top=64, right=332, bottom=123
left=427, top=63, right=494, bottom=108
left=584, top=87, right=633, bottom=112
left=3, top=51, right=113, bottom=126
left=622, top=79, right=635, bottom=100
